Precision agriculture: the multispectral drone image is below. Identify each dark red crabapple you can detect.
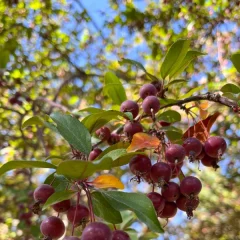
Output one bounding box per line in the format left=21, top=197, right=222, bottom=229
left=143, top=172, right=153, bottom=184
left=151, top=80, right=163, bottom=93
left=161, top=182, right=180, bottom=202
left=9, top=97, right=18, bottom=105
left=169, top=162, right=183, bottom=179
left=89, top=148, right=102, bottom=161
left=196, top=146, right=205, bottom=160
left=124, top=121, right=143, bottom=138
left=166, top=144, right=186, bottom=164
left=150, top=162, right=172, bottom=186
left=107, top=133, right=121, bottom=145
left=81, top=222, right=112, bottom=240
left=40, top=216, right=65, bottom=239
left=180, top=176, right=202, bottom=197
left=19, top=212, right=33, bottom=220
left=52, top=199, right=71, bottom=213
left=159, top=202, right=177, bottom=218
left=183, top=137, right=202, bottom=162
left=159, top=121, right=171, bottom=127
left=63, top=237, right=81, bottom=240
left=112, top=230, right=131, bottom=240
left=142, top=96, right=160, bottom=115
left=204, top=136, right=227, bottom=158
left=139, top=83, right=157, bottom=99
left=147, top=192, right=165, bottom=213
left=201, top=154, right=219, bottom=169
left=95, top=126, right=111, bottom=141
left=129, top=155, right=152, bottom=182
left=67, top=204, right=90, bottom=226
left=34, top=184, right=55, bottom=204
left=176, top=194, right=199, bottom=219
left=120, top=100, right=139, bottom=119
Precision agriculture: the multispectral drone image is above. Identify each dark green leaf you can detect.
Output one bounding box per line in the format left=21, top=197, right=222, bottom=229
left=44, top=173, right=70, bottom=192
left=166, top=131, right=183, bottom=141
left=50, top=112, right=91, bottom=155
left=157, top=110, right=181, bottom=123
left=221, top=83, right=240, bottom=94
left=43, top=190, right=76, bottom=210
left=75, top=107, right=105, bottom=114
left=102, top=191, right=164, bottom=233
left=0, top=161, right=56, bottom=176
left=118, top=58, right=158, bottom=81
left=82, top=110, right=130, bottom=133
left=180, top=85, right=204, bottom=99
left=92, top=191, right=122, bottom=224
left=160, top=39, right=190, bottom=79
left=160, top=99, right=178, bottom=105
left=0, top=49, right=10, bottom=68
left=166, top=79, right=187, bottom=88
left=22, top=116, right=44, bottom=129
left=104, top=72, right=127, bottom=105
left=56, top=157, right=113, bottom=179
left=230, top=51, right=240, bottom=73
left=169, top=50, right=206, bottom=78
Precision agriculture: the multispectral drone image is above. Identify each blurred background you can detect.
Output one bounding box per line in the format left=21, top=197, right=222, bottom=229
left=0, top=0, right=239, bottom=239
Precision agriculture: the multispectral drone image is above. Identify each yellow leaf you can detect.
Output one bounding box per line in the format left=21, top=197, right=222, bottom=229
left=127, top=133, right=161, bottom=152
left=91, top=175, right=124, bottom=189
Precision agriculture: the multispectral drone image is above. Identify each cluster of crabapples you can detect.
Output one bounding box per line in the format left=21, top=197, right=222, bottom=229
left=32, top=82, right=227, bottom=239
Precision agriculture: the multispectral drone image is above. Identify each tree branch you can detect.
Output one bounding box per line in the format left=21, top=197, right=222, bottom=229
left=160, top=92, right=239, bottom=110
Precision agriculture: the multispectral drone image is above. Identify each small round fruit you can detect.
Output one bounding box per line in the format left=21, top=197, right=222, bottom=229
left=196, top=146, right=205, bottom=160
left=107, top=133, right=121, bottom=145
left=151, top=80, right=163, bottom=92
left=120, top=100, right=139, bottom=119
left=201, top=154, right=219, bottom=169
left=124, top=121, right=143, bottom=137
left=139, top=83, right=157, bottom=99
left=180, top=176, right=202, bottom=197
left=9, top=97, right=18, bottom=105
left=147, top=192, right=165, bottom=212
left=166, top=144, right=186, bottom=164
left=67, top=204, right=90, bottom=226
left=52, top=199, right=71, bottom=213
left=159, top=202, right=177, bottom=218
left=81, top=222, right=112, bottom=240
left=183, top=137, right=202, bottom=161
left=204, top=136, right=227, bottom=158
left=112, top=230, right=131, bottom=240
left=176, top=194, right=199, bottom=219
left=142, top=96, right=160, bottom=115
left=63, top=237, right=81, bottom=240
left=169, top=162, right=182, bottom=179
left=89, top=148, right=102, bottom=161
left=34, top=184, right=55, bottom=204
left=129, top=155, right=152, bottom=176
left=161, top=182, right=180, bottom=202
left=96, top=127, right=111, bottom=141
left=150, top=162, right=172, bottom=185
left=40, top=216, right=65, bottom=239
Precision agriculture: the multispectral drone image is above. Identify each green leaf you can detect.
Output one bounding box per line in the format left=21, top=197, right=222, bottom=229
left=165, top=79, right=188, bottom=88
left=50, top=112, right=91, bottom=155
left=160, top=39, right=190, bottom=79
left=92, top=191, right=122, bottom=224
left=221, top=83, right=240, bottom=94
left=0, top=161, right=56, bottom=176
left=180, top=85, right=205, bottom=99
left=22, top=116, right=44, bottom=129
left=118, top=211, right=136, bottom=230
left=118, top=58, right=158, bottom=81
left=104, top=72, right=127, bottom=105
left=139, top=232, right=159, bottom=240
left=43, top=190, right=76, bottom=210
left=56, top=157, right=113, bottom=180
left=160, top=99, right=178, bottom=105
left=82, top=110, right=130, bottom=133
left=44, top=173, right=70, bottom=192
left=169, top=50, right=206, bottom=78
left=157, top=110, right=181, bottom=123
left=230, top=51, right=240, bottom=73
left=102, top=191, right=164, bottom=233
left=166, top=130, right=183, bottom=141
left=97, top=148, right=146, bottom=167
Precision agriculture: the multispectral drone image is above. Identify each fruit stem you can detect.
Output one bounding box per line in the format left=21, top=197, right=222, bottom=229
left=113, top=224, right=117, bottom=230
left=71, top=191, right=80, bottom=236
left=83, top=183, right=95, bottom=223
